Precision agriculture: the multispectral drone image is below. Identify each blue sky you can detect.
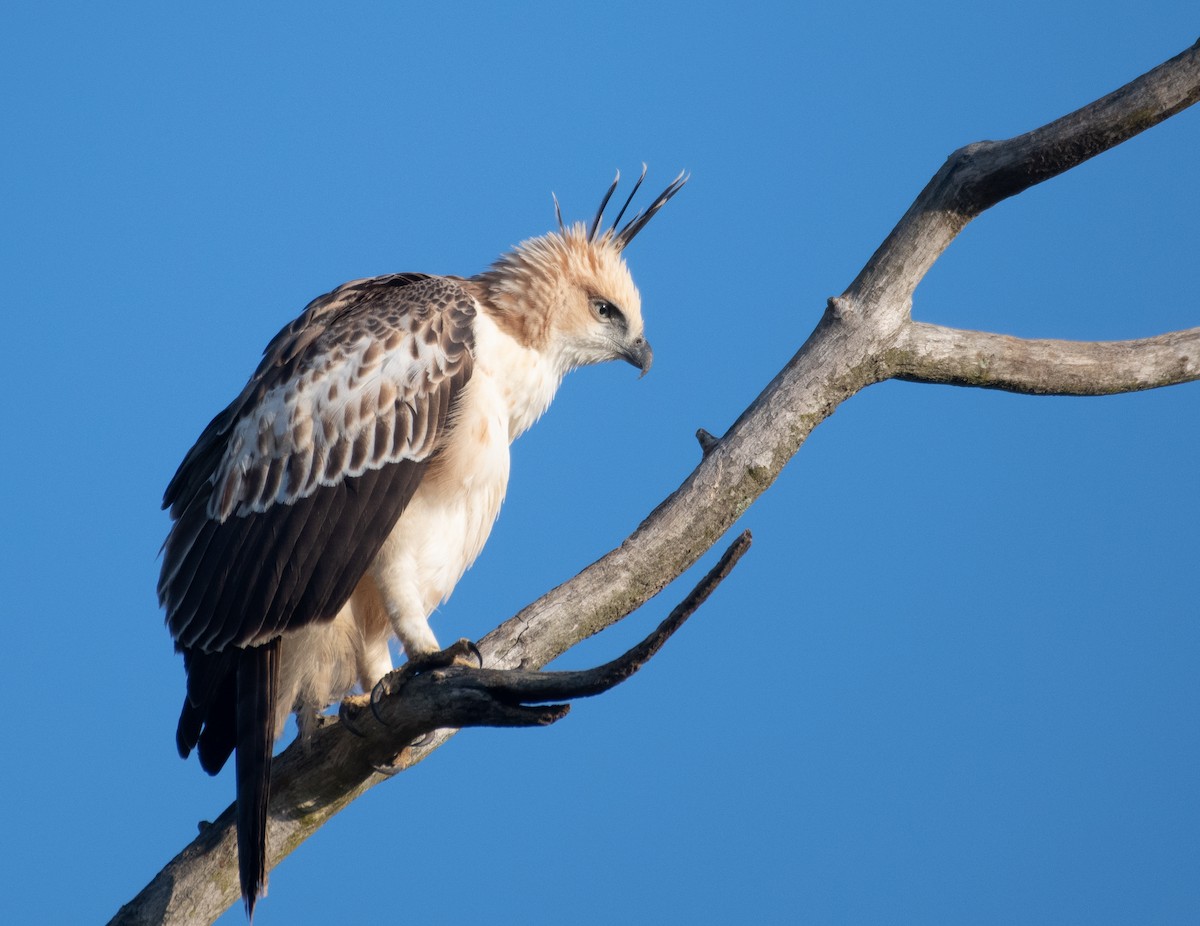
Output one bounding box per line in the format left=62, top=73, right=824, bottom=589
left=3, top=4, right=1198, bottom=924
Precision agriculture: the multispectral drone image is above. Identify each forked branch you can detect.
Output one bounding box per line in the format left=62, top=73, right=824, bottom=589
left=111, top=534, right=751, bottom=926
left=843, top=39, right=1200, bottom=313
left=115, top=38, right=1199, bottom=926
left=889, top=322, right=1200, bottom=395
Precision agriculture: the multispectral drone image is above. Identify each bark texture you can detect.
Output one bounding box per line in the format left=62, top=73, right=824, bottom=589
left=112, top=39, right=1200, bottom=926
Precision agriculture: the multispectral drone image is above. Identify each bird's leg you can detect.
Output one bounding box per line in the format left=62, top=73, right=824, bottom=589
left=295, top=705, right=334, bottom=749
left=351, top=639, right=482, bottom=773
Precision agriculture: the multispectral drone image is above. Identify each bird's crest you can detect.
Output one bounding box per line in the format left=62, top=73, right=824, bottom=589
left=556, top=165, right=689, bottom=250
left=476, top=168, right=686, bottom=353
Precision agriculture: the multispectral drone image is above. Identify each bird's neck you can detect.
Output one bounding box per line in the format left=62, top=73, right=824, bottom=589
left=471, top=307, right=567, bottom=442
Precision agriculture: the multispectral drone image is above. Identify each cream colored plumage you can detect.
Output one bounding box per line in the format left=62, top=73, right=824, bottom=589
left=159, top=169, right=685, bottom=917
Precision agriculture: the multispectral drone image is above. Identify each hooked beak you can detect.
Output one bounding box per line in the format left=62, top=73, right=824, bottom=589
left=621, top=336, right=654, bottom=377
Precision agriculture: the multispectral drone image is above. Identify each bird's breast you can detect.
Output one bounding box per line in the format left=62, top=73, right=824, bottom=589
left=373, top=371, right=512, bottom=614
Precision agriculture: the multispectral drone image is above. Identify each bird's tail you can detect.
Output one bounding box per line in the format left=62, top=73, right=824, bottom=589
left=235, top=640, right=280, bottom=921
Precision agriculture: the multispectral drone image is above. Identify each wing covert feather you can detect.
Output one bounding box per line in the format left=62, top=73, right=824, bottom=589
left=160, top=274, right=476, bottom=652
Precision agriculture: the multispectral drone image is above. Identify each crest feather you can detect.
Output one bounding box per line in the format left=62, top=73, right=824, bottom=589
left=571, top=167, right=688, bottom=251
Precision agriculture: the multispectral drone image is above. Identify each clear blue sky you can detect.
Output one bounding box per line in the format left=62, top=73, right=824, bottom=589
left=3, top=4, right=1198, bottom=924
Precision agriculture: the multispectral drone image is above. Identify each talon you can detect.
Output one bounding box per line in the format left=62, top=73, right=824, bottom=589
left=435, top=637, right=482, bottom=669
left=461, top=639, right=483, bottom=669
left=370, top=672, right=404, bottom=727
left=405, top=638, right=483, bottom=673
left=408, top=731, right=434, bottom=749
left=370, top=731, right=432, bottom=776
left=339, top=693, right=372, bottom=737
left=371, top=756, right=405, bottom=776
left=367, top=640, right=482, bottom=727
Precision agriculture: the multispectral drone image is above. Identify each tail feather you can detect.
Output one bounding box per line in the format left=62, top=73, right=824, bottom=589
left=175, top=648, right=239, bottom=772
left=235, top=641, right=280, bottom=920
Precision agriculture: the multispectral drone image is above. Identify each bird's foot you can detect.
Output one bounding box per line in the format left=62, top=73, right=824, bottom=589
left=341, top=639, right=482, bottom=738
left=362, top=639, right=482, bottom=773
left=369, top=638, right=482, bottom=724
left=410, top=638, right=483, bottom=673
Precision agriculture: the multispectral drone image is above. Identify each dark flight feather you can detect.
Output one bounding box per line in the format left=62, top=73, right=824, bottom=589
left=162, top=273, right=476, bottom=912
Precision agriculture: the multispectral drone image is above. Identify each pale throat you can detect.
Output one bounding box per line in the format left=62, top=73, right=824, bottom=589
left=472, top=311, right=567, bottom=442
left=500, top=349, right=564, bottom=441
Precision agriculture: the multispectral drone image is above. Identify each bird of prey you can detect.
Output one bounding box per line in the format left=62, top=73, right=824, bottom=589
left=158, top=169, right=686, bottom=917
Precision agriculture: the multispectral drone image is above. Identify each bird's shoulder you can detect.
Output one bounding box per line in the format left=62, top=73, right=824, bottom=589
left=163, top=272, right=479, bottom=521
left=254, top=272, right=478, bottom=398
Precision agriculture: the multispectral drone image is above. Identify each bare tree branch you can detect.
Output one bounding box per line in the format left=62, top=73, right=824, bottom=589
left=888, top=322, right=1200, bottom=395
left=110, top=534, right=752, bottom=926
left=115, top=39, right=1200, bottom=925
left=843, top=38, right=1200, bottom=316
left=479, top=37, right=1200, bottom=685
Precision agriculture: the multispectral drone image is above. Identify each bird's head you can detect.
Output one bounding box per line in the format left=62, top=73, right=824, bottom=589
left=474, top=168, right=687, bottom=377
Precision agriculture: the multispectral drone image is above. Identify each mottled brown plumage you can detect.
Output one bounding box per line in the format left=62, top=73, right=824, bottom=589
left=159, top=171, right=685, bottom=918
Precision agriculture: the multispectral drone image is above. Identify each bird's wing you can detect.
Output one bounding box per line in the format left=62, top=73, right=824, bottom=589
left=158, top=272, right=476, bottom=653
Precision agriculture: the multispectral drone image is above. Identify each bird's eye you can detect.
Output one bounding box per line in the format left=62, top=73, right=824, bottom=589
left=592, top=299, right=624, bottom=325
